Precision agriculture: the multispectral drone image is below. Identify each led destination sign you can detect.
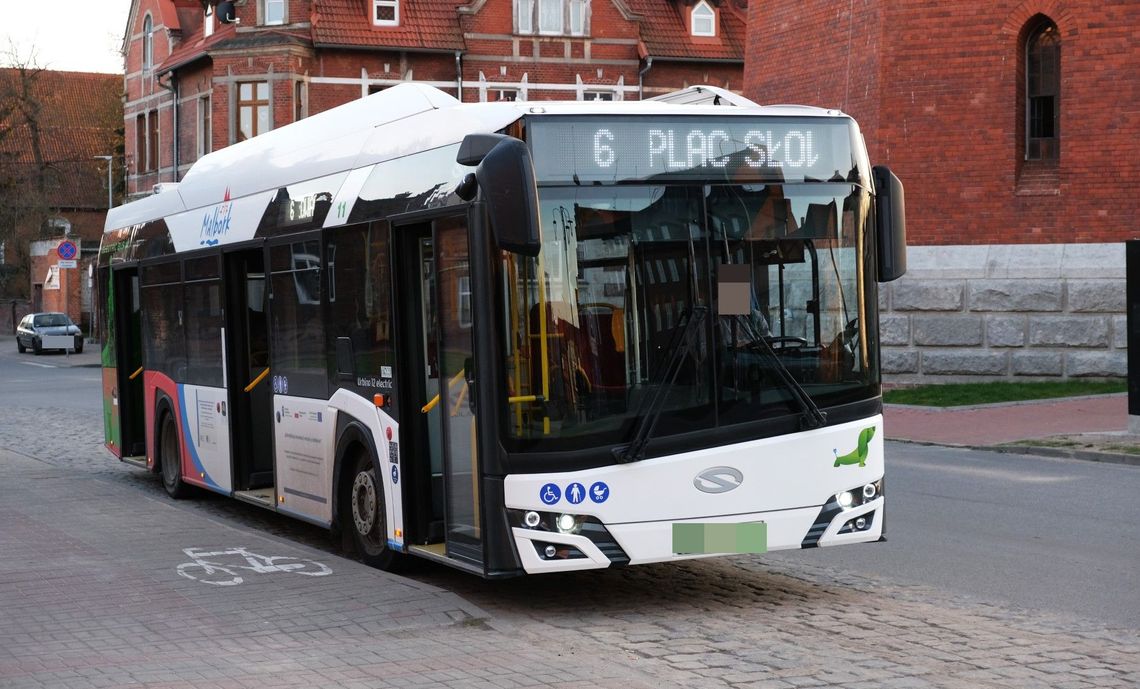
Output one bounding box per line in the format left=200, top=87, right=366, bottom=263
left=528, top=116, right=859, bottom=185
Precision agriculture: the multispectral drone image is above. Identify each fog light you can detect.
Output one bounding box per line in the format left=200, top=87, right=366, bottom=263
left=855, top=517, right=867, bottom=530
left=556, top=513, right=577, bottom=533
left=544, top=545, right=557, bottom=558
left=837, top=491, right=854, bottom=508
left=862, top=483, right=877, bottom=500
left=524, top=511, right=541, bottom=528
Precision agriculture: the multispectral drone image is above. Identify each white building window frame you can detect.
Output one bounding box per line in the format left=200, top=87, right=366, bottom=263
left=373, top=0, right=400, bottom=26
left=263, top=0, right=286, bottom=26
left=204, top=8, right=215, bottom=37
left=197, top=94, right=212, bottom=159
left=691, top=1, right=716, bottom=37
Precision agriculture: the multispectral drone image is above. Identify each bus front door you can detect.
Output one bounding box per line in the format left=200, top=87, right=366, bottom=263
left=224, top=248, right=276, bottom=506
left=399, top=216, right=482, bottom=568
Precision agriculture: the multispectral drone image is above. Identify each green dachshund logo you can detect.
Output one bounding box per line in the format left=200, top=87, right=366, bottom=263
left=833, top=426, right=876, bottom=467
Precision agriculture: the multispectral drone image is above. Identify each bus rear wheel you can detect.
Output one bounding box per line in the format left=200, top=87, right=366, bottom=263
left=159, top=412, right=191, bottom=499
left=343, top=451, right=402, bottom=571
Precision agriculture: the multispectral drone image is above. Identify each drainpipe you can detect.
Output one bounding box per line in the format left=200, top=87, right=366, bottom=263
left=156, top=72, right=180, bottom=182
left=455, top=51, right=464, bottom=102
left=638, top=56, right=653, bottom=100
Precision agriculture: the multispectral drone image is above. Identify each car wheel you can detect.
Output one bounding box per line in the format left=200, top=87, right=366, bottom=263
left=74, top=337, right=83, bottom=354
left=342, top=450, right=403, bottom=571
left=159, top=411, right=191, bottom=499
left=17, top=339, right=25, bottom=353
left=32, top=339, right=41, bottom=355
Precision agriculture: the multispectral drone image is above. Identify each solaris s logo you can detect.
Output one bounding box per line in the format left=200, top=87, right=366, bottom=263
left=694, top=466, right=743, bottom=494
left=200, top=188, right=234, bottom=246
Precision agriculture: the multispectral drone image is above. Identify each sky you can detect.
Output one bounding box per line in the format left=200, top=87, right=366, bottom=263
left=2, top=1, right=132, bottom=74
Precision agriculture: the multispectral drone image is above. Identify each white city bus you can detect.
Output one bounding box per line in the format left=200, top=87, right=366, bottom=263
left=98, top=84, right=906, bottom=577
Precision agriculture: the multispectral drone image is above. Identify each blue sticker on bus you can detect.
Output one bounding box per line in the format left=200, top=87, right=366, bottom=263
left=391, top=465, right=399, bottom=484
left=540, top=483, right=561, bottom=505
left=566, top=482, right=586, bottom=505
left=589, top=482, right=610, bottom=504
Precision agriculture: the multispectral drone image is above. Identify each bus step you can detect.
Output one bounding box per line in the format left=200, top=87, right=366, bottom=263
left=234, top=487, right=276, bottom=509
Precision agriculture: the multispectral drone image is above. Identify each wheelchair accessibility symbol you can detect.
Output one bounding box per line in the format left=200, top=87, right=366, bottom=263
left=540, top=483, right=561, bottom=505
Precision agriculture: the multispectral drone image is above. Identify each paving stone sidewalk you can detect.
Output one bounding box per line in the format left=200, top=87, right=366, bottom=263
left=2, top=405, right=1138, bottom=688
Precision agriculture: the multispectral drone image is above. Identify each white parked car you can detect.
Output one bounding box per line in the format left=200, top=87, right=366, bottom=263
left=16, top=312, right=83, bottom=354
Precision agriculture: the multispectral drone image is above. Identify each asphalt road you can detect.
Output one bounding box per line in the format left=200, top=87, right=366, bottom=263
left=766, top=443, right=1140, bottom=628
left=2, top=336, right=1137, bottom=630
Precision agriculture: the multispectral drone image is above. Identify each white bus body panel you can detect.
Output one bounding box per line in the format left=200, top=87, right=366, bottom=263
left=504, top=415, right=884, bottom=572
left=325, top=389, right=404, bottom=549
left=272, top=395, right=337, bottom=524
left=179, top=384, right=233, bottom=493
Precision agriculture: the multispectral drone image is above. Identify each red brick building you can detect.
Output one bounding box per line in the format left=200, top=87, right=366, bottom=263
left=744, top=1, right=1139, bottom=247
left=744, top=2, right=1135, bottom=380
left=0, top=68, right=120, bottom=329
left=124, top=0, right=747, bottom=199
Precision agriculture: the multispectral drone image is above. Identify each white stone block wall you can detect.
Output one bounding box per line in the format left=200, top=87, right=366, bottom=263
left=879, top=243, right=1126, bottom=382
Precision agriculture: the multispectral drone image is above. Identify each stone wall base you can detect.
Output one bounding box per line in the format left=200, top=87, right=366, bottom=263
left=880, top=243, right=1125, bottom=382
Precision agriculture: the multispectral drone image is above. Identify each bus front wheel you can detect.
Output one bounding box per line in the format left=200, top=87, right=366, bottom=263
left=342, top=450, right=402, bottom=571
left=159, top=411, right=191, bottom=499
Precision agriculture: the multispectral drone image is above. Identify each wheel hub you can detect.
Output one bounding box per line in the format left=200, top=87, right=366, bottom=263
left=351, top=470, right=378, bottom=535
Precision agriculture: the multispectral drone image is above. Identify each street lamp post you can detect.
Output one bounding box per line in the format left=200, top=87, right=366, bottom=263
left=94, top=155, right=113, bottom=209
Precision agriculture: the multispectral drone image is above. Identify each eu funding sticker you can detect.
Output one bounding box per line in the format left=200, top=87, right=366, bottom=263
left=57, top=260, right=77, bottom=269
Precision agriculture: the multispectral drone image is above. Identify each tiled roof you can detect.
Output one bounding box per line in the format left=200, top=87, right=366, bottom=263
left=628, top=0, right=746, bottom=61
left=313, top=0, right=465, bottom=51
left=0, top=69, right=121, bottom=209
left=157, top=22, right=311, bottom=74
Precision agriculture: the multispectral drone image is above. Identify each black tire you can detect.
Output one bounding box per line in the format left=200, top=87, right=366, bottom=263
left=17, top=339, right=25, bottom=353
left=74, top=337, right=83, bottom=354
left=159, top=411, right=191, bottom=499
left=32, top=339, right=41, bottom=355
left=341, top=450, right=403, bottom=570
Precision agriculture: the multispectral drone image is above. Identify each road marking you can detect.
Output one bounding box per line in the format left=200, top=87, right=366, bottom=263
left=19, top=362, right=57, bottom=369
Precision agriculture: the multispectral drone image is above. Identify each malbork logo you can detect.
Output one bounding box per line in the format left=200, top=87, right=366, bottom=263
left=200, top=188, right=234, bottom=246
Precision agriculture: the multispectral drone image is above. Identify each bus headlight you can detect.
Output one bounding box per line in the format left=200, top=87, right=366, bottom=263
left=556, top=513, right=583, bottom=534
left=837, top=491, right=855, bottom=508
left=524, top=511, right=542, bottom=528
left=834, top=479, right=883, bottom=510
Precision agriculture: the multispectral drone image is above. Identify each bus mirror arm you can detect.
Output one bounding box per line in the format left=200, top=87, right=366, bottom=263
left=461, top=134, right=542, bottom=257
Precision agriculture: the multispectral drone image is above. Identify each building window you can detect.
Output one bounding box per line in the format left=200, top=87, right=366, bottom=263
left=458, top=276, right=472, bottom=328
left=516, top=0, right=534, bottom=33
left=582, top=90, right=613, bottom=101
left=373, top=0, right=399, bottom=26
left=197, top=95, right=211, bottom=159
left=264, top=0, right=285, bottom=26
left=295, top=81, right=308, bottom=121
left=691, top=1, right=715, bottom=37
left=494, top=89, right=519, bottom=102
left=237, top=81, right=270, bottom=141
left=135, top=114, right=146, bottom=174
left=1026, top=19, right=1059, bottom=161
left=204, top=7, right=214, bottom=37
left=517, top=0, right=588, bottom=36
left=142, top=15, right=153, bottom=69
left=147, top=110, right=159, bottom=172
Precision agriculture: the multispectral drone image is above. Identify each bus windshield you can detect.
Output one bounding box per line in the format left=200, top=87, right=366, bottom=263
left=499, top=182, right=877, bottom=454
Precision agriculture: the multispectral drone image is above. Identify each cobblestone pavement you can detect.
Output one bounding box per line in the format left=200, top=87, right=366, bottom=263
left=2, top=404, right=1138, bottom=689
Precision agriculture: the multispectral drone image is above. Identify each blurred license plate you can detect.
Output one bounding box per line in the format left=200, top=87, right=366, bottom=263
left=672, top=522, right=767, bottom=554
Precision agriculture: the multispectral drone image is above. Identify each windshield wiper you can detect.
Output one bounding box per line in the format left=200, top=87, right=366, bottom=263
left=614, top=306, right=708, bottom=463
left=732, top=315, right=828, bottom=431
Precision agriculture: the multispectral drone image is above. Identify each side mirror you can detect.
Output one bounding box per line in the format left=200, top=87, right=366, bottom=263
left=459, top=134, right=542, bottom=257
left=872, top=165, right=907, bottom=282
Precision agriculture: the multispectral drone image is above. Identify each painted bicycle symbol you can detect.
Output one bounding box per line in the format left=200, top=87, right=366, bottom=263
left=176, top=546, right=332, bottom=586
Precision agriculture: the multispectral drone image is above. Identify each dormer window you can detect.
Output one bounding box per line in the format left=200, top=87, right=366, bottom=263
left=691, top=1, right=716, bottom=37
left=264, top=0, right=285, bottom=26
left=374, top=0, right=399, bottom=26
